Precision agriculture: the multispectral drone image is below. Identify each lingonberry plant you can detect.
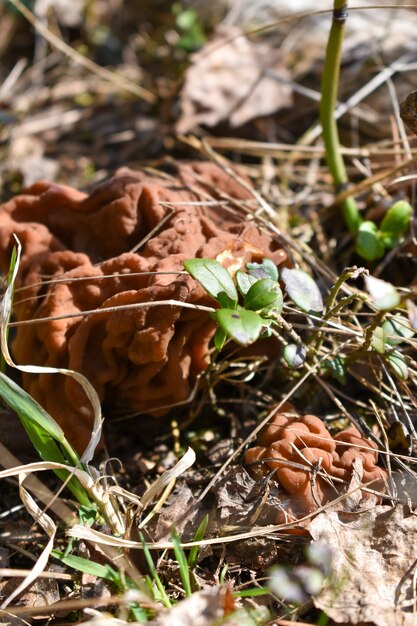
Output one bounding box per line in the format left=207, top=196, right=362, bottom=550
left=184, top=257, right=324, bottom=368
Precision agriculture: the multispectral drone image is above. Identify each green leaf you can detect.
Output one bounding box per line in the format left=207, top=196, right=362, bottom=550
left=365, top=275, right=400, bottom=311
left=355, top=221, right=385, bottom=261
left=214, top=326, right=227, bottom=351
left=243, top=278, right=283, bottom=314
left=176, top=8, right=198, bottom=30
left=382, top=315, right=415, bottom=346
left=235, top=270, right=258, bottom=296
left=371, top=326, right=387, bottom=354
left=0, top=369, right=65, bottom=442
left=387, top=351, right=409, bottom=380
left=283, top=343, right=306, bottom=368
left=380, top=200, right=412, bottom=248
left=216, top=308, right=264, bottom=346
left=245, top=258, right=278, bottom=281
left=171, top=529, right=192, bottom=597
left=78, top=503, right=98, bottom=526
left=129, top=604, right=148, bottom=624
left=233, top=587, right=271, bottom=598
left=51, top=550, right=122, bottom=586
left=139, top=533, right=171, bottom=608
left=281, top=268, right=323, bottom=314
left=184, top=258, right=238, bottom=308
left=323, top=356, right=347, bottom=385
left=188, top=514, right=209, bottom=569
left=0, top=371, right=90, bottom=505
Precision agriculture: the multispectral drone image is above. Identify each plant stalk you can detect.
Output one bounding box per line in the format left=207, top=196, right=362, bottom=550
left=320, top=0, right=362, bottom=234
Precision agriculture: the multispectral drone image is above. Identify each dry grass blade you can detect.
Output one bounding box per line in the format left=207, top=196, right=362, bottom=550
left=139, top=447, right=196, bottom=509
left=0, top=440, right=74, bottom=522
left=0, top=473, right=57, bottom=609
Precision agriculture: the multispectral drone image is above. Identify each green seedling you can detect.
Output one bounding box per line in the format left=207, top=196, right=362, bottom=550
left=320, top=0, right=412, bottom=258
left=184, top=258, right=318, bottom=361
left=172, top=2, right=205, bottom=51
left=356, top=201, right=413, bottom=261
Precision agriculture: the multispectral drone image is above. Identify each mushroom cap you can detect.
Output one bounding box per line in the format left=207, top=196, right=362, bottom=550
left=0, top=162, right=288, bottom=453
left=245, top=408, right=387, bottom=521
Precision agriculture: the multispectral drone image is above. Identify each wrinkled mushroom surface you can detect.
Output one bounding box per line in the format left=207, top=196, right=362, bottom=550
left=245, top=405, right=387, bottom=522
left=0, top=162, right=287, bottom=452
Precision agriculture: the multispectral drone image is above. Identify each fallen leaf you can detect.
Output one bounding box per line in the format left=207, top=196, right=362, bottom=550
left=177, top=26, right=292, bottom=132
left=310, top=503, right=417, bottom=626
left=148, top=586, right=234, bottom=626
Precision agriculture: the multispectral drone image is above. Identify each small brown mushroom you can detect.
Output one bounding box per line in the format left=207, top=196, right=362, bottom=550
left=245, top=408, right=387, bottom=524
left=0, top=162, right=288, bottom=452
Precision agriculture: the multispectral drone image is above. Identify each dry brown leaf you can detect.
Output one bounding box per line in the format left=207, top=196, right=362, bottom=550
left=177, top=27, right=292, bottom=132
left=310, top=503, right=417, bottom=626
left=148, top=587, right=234, bottom=626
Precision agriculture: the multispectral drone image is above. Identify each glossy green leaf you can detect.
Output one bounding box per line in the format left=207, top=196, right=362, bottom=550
left=184, top=258, right=237, bottom=308
left=387, top=351, right=409, bottom=380
left=243, top=278, right=283, bottom=314
left=365, top=275, right=400, bottom=311
left=382, top=315, right=415, bottom=346
left=380, top=200, right=412, bottom=248
left=216, top=308, right=264, bottom=346
left=355, top=221, right=384, bottom=261
left=283, top=343, right=306, bottom=368
left=235, top=270, right=258, bottom=296
left=281, top=268, right=323, bottom=313
left=245, top=258, right=279, bottom=281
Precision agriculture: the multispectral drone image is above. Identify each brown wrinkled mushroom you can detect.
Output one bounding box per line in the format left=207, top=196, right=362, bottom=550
left=0, top=162, right=288, bottom=452
left=245, top=407, right=387, bottom=524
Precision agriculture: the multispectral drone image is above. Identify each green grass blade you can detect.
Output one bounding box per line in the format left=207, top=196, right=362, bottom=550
left=0, top=370, right=65, bottom=443
left=233, top=587, right=270, bottom=598
left=171, top=529, right=192, bottom=597
left=0, top=371, right=90, bottom=505
left=52, top=550, right=122, bottom=586
left=187, top=514, right=208, bottom=568
left=139, top=533, right=171, bottom=608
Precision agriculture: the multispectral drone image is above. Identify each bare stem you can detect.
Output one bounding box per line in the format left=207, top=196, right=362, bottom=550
left=320, top=0, right=363, bottom=234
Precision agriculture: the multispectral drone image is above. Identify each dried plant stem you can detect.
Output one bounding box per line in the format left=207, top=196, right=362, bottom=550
left=320, top=0, right=362, bottom=234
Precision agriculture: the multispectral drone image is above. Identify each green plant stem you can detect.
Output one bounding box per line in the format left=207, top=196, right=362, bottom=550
left=320, top=0, right=362, bottom=234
